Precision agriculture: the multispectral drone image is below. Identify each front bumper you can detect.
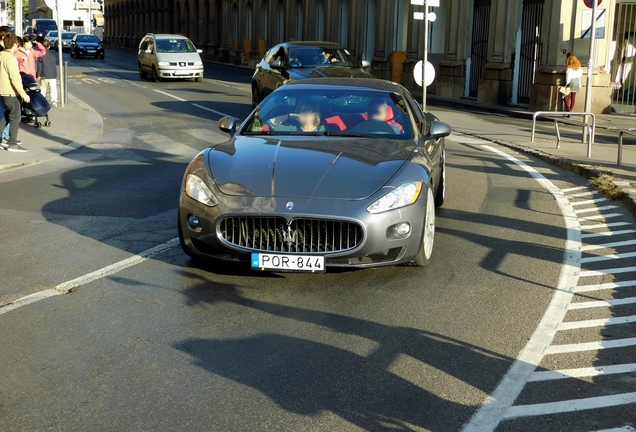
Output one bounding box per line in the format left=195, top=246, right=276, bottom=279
left=157, top=67, right=204, bottom=79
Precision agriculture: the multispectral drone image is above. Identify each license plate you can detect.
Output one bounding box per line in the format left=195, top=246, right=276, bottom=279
left=251, top=253, right=325, bottom=272
left=175, top=71, right=190, bottom=76
left=87, top=50, right=95, bottom=53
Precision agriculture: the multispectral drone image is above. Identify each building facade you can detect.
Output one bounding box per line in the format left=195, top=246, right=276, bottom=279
left=28, top=0, right=105, bottom=32
left=103, top=0, right=636, bottom=113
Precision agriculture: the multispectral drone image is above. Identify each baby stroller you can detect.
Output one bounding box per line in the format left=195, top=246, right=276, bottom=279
left=20, top=73, right=51, bottom=128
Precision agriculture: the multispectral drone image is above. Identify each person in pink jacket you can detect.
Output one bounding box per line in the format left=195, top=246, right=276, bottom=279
left=15, top=35, right=45, bottom=80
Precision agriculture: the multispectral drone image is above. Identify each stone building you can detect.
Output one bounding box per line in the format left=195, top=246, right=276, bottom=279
left=103, top=0, right=635, bottom=114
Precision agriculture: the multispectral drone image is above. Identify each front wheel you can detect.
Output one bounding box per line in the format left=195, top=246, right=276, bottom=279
left=412, top=185, right=436, bottom=267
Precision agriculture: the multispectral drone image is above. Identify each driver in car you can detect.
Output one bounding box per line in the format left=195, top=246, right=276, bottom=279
left=321, top=49, right=337, bottom=64
left=367, top=98, right=401, bottom=133
left=268, top=103, right=326, bottom=133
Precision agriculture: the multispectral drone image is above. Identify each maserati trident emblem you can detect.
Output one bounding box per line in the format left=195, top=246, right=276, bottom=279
left=283, top=224, right=296, bottom=246
left=286, top=201, right=294, bottom=210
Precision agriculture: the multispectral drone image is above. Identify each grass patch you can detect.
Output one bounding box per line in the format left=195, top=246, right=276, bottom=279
left=589, top=174, right=623, bottom=200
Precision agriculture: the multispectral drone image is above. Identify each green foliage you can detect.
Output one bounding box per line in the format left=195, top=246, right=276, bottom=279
left=6, top=0, right=29, bottom=16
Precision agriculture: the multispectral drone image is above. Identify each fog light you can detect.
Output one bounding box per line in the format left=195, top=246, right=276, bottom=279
left=187, top=214, right=201, bottom=229
left=394, top=222, right=411, bottom=237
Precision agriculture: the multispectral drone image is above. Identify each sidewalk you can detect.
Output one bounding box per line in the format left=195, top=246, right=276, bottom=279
left=428, top=98, right=636, bottom=217
left=0, top=94, right=102, bottom=172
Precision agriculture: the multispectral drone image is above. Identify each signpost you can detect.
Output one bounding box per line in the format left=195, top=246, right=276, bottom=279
left=411, top=0, right=439, bottom=111
left=583, top=0, right=600, bottom=135
left=45, top=0, right=65, bottom=106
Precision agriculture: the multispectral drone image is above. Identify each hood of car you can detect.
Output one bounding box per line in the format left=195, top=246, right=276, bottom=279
left=289, top=66, right=374, bottom=80
left=207, top=136, right=414, bottom=199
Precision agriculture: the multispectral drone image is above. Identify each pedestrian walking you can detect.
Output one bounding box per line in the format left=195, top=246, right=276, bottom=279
left=16, top=35, right=45, bottom=80
left=37, top=39, right=58, bottom=107
left=561, top=52, right=583, bottom=116
left=0, top=33, right=31, bottom=152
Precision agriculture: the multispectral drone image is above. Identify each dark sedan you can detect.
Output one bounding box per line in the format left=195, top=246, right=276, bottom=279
left=70, top=34, right=104, bottom=59
left=178, top=79, right=450, bottom=272
left=251, top=41, right=374, bottom=107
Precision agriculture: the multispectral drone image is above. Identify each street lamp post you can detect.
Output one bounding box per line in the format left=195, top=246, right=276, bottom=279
left=583, top=0, right=598, bottom=125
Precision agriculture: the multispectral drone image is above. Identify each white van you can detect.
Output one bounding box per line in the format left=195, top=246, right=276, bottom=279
left=138, top=33, right=204, bottom=82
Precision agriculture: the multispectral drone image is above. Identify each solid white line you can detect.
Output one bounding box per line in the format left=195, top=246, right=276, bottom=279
left=56, top=238, right=179, bottom=293
left=578, top=213, right=623, bottom=222
left=579, top=266, right=636, bottom=277
left=574, top=205, right=618, bottom=214
left=581, top=222, right=631, bottom=230
left=557, top=315, right=636, bottom=330
left=544, top=337, right=636, bottom=354
left=570, top=198, right=608, bottom=206
left=502, top=392, right=636, bottom=418
left=124, top=79, right=145, bottom=88
left=527, top=363, right=636, bottom=381
left=568, top=190, right=599, bottom=198
left=581, top=240, right=636, bottom=251
left=568, top=297, right=636, bottom=309
left=581, top=229, right=636, bottom=239
left=561, top=186, right=589, bottom=193
left=0, top=289, right=60, bottom=316
left=191, top=102, right=234, bottom=118
left=575, top=280, right=636, bottom=293
left=461, top=146, right=581, bottom=432
left=153, top=89, right=187, bottom=101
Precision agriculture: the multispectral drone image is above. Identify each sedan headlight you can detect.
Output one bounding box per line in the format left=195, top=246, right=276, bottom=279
left=158, top=61, right=170, bottom=66
left=367, top=181, right=422, bottom=214
left=185, top=174, right=218, bottom=207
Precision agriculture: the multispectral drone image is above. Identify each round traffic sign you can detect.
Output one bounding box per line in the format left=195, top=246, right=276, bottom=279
left=413, top=60, right=435, bottom=87
left=583, top=0, right=601, bottom=8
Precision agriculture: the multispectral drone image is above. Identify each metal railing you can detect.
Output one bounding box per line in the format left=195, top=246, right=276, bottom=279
left=531, top=111, right=596, bottom=158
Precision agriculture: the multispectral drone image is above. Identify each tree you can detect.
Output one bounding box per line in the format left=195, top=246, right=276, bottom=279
left=6, top=0, right=29, bottom=21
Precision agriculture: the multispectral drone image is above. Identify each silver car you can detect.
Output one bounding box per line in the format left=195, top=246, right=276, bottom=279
left=138, top=33, right=204, bottom=82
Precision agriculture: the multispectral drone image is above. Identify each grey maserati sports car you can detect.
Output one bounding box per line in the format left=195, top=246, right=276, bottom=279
left=178, top=78, right=450, bottom=272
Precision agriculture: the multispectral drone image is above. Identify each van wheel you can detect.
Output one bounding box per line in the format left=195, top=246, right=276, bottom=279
left=139, top=63, right=147, bottom=79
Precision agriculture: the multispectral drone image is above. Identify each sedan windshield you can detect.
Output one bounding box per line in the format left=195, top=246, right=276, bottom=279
left=243, top=88, right=413, bottom=140
left=48, top=31, right=58, bottom=38
left=156, top=38, right=197, bottom=53
left=287, top=47, right=359, bottom=68
left=62, top=33, right=76, bottom=40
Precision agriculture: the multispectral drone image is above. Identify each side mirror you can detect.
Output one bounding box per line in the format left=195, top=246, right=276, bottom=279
left=197, top=49, right=203, bottom=53
left=429, top=121, right=451, bottom=139
left=218, top=116, right=238, bottom=136
left=270, top=59, right=284, bottom=69
left=361, top=60, right=371, bottom=69
left=144, top=49, right=152, bottom=54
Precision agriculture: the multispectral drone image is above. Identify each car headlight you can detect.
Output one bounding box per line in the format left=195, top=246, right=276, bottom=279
left=158, top=61, right=170, bottom=66
left=367, top=181, right=422, bottom=214
left=185, top=174, right=218, bottom=207
left=194, top=60, right=203, bottom=66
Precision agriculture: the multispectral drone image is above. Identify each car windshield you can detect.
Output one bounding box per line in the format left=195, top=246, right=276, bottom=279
left=287, top=47, right=359, bottom=68
left=48, top=31, right=57, bottom=37
left=77, top=35, right=99, bottom=43
left=243, top=88, right=413, bottom=139
left=62, top=33, right=76, bottom=40
left=156, top=38, right=197, bottom=53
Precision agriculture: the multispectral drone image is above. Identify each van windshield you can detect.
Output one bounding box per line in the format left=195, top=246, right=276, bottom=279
left=37, top=22, right=57, bottom=34
left=156, top=38, right=197, bottom=53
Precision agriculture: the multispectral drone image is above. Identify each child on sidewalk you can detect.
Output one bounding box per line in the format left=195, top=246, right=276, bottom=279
left=37, top=39, right=58, bottom=107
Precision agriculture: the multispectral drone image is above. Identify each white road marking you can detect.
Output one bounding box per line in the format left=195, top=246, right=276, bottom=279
left=502, top=392, right=636, bottom=418
left=0, top=238, right=179, bottom=315
left=191, top=103, right=234, bottom=118
left=89, top=66, right=121, bottom=79
left=136, top=132, right=199, bottom=159
left=582, top=222, right=632, bottom=230
left=182, top=128, right=228, bottom=144
left=124, top=79, right=146, bottom=88
left=557, top=315, right=636, bottom=330
left=544, top=337, right=636, bottom=354
left=592, top=427, right=636, bottom=432
left=583, top=251, right=636, bottom=263
left=579, top=213, right=623, bottom=221
left=581, top=229, right=636, bottom=239
left=568, top=190, right=599, bottom=198
left=579, top=266, right=636, bottom=277
left=575, top=280, right=636, bottom=293
left=527, top=363, right=636, bottom=381
left=153, top=89, right=187, bottom=101
left=568, top=297, right=636, bottom=309
left=574, top=205, right=619, bottom=214
left=561, top=186, right=589, bottom=193
left=461, top=146, right=581, bottom=432
left=570, top=198, right=608, bottom=206
left=581, top=240, right=636, bottom=251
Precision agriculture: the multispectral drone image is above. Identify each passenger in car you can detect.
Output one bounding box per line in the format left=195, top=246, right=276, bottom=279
left=268, top=103, right=326, bottom=133
left=367, top=98, right=401, bottom=133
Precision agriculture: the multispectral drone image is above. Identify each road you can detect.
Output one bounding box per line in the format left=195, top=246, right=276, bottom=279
left=0, top=48, right=634, bottom=431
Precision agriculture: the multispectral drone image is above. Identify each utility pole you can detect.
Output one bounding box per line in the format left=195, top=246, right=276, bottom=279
left=584, top=0, right=598, bottom=122
left=14, top=0, right=22, bottom=35
left=56, top=0, right=64, bottom=107
left=88, top=0, right=92, bottom=34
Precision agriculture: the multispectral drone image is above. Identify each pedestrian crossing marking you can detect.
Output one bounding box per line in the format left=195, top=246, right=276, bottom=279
left=557, top=315, right=636, bottom=331
left=574, top=205, right=619, bottom=214
left=135, top=132, right=199, bottom=160
left=581, top=229, right=636, bottom=239
left=568, top=297, right=636, bottom=310
left=581, top=239, right=636, bottom=251
left=502, top=392, right=636, bottom=419
left=527, top=363, right=636, bottom=381
left=544, top=337, right=636, bottom=355
left=575, top=280, right=636, bottom=293
left=182, top=128, right=228, bottom=145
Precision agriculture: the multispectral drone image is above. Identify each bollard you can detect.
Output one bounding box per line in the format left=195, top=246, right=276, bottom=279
left=64, top=61, right=69, bottom=106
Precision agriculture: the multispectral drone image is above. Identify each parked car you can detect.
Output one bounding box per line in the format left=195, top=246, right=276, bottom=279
left=56, top=32, right=77, bottom=52
left=178, top=78, right=450, bottom=271
left=70, top=34, right=104, bottom=59
left=251, top=41, right=374, bottom=107
left=138, top=33, right=204, bottom=82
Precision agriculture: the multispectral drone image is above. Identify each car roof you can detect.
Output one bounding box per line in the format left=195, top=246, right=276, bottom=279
left=282, top=78, right=406, bottom=93
left=277, top=41, right=346, bottom=49
left=148, top=33, right=191, bottom=40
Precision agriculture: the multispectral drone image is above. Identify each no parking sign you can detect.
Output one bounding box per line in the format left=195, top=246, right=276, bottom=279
left=583, top=0, right=601, bottom=8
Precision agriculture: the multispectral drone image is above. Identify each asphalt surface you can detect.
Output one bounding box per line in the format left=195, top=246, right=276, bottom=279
left=0, top=47, right=634, bottom=431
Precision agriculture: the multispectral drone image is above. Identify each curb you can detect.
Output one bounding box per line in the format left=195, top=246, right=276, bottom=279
left=456, top=130, right=636, bottom=218
left=0, top=93, right=103, bottom=172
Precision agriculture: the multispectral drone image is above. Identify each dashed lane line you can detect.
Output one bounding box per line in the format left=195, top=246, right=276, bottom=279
left=153, top=89, right=237, bottom=119
left=0, top=238, right=179, bottom=316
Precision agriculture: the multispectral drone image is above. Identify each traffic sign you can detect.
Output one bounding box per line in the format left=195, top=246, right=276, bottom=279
left=583, top=0, right=601, bottom=9
left=413, top=60, right=435, bottom=87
